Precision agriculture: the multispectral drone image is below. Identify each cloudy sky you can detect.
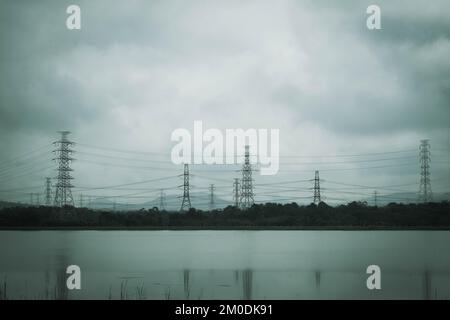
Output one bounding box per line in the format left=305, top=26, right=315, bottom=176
left=0, top=0, right=449, bottom=207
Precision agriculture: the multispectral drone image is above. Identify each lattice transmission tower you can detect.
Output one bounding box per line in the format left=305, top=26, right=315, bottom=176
left=180, top=164, right=192, bottom=212
left=30, top=193, right=40, bottom=206
left=313, top=170, right=321, bottom=204
left=419, top=139, right=432, bottom=202
left=233, top=178, right=240, bottom=207
left=374, top=190, right=378, bottom=207
left=45, top=177, right=52, bottom=206
left=79, top=193, right=84, bottom=208
left=53, top=131, right=75, bottom=207
left=159, top=189, right=166, bottom=211
left=239, top=145, right=254, bottom=209
left=209, top=184, right=215, bottom=211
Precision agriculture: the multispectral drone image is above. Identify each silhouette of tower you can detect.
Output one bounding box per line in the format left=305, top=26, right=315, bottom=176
left=180, top=164, right=191, bottom=212
left=313, top=170, right=321, bottom=204
left=53, top=131, right=75, bottom=207
left=419, top=139, right=432, bottom=202
left=374, top=190, right=378, bottom=207
left=45, top=177, right=52, bottom=206
left=79, top=193, right=83, bottom=208
left=209, top=184, right=215, bottom=211
left=233, top=178, right=240, bottom=207
left=239, top=145, right=254, bottom=209
left=159, top=189, right=166, bottom=211
left=30, top=193, right=40, bottom=206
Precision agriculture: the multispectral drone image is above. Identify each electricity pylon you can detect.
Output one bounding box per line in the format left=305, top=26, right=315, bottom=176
left=180, top=164, right=192, bottom=212
left=233, top=178, right=240, bottom=208
left=45, top=177, right=52, bottom=206
left=209, top=184, right=215, bottom=211
left=419, top=139, right=432, bottom=203
left=313, top=170, right=321, bottom=204
left=53, top=131, right=75, bottom=207
left=374, top=190, right=378, bottom=207
left=239, top=145, right=254, bottom=210
left=159, top=189, right=166, bottom=211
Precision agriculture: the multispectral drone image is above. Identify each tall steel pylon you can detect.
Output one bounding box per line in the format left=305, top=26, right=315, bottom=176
left=239, top=145, right=254, bottom=210
left=45, top=177, right=52, bottom=206
left=180, top=164, right=192, bottom=212
left=209, top=184, right=215, bottom=211
left=53, top=131, right=75, bottom=207
left=233, top=178, right=240, bottom=208
left=159, top=189, right=166, bottom=211
left=419, top=139, right=432, bottom=202
left=374, top=190, right=378, bottom=207
left=79, top=193, right=84, bottom=208
left=313, top=170, right=321, bottom=204
left=30, top=193, right=40, bottom=206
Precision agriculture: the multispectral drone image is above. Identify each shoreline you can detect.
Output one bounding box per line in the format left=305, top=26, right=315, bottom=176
left=1, top=225, right=450, bottom=231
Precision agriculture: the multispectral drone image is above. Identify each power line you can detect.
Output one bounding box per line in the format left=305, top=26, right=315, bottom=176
left=277, top=162, right=417, bottom=173
left=74, top=175, right=178, bottom=191
left=277, top=149, right=418, bottom=158
left=75, top=158, right=179, bottom=172
left=0, top=150, right=52, bottom=176
left=277, top=155, right=421, bottom=165
left=75, top=150, right=170, bottom=164
left=76, top=142, right=168, bottom=156
left=0, top=144, right=52, bottom=170
left=74, top=143, right=423, bottom=158
left=254, top=179, right=312, bottom=186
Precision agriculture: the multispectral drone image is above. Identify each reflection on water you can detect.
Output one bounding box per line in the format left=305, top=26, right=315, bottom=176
left=242, top=269, right=253, bottom=300
left=183, top=269, right=190, bottom=299
left=315, top=270, right=321, bottom=290
left=0, top=230, right=450, bottom=299
left=423, top=269, right=434, bottom=300
left=44, top=262, right=50, bottom=300
left=55, top=254, right=68, bottom=300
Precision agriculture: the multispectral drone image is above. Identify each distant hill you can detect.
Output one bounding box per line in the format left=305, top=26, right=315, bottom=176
left=0, top=201, right=27, bottom=209
left=358, top=192, right=450, bottom=206
left=86, top=191, right=450, bottom=211
left=3, top=191, right=449, bottom=212
left=87, top=191, right=231, bottom=212
left=1, top=202, right=450, bottom=229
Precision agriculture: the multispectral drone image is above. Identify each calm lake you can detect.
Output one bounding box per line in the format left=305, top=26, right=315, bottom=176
left=0, top=230, right=449, bottom=299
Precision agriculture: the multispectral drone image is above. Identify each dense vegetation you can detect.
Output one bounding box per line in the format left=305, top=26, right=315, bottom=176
left=0, top=201, right=449, bottom=229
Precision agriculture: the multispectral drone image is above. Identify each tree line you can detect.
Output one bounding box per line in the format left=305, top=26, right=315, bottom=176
left=0, top=201, right=449, bottom=228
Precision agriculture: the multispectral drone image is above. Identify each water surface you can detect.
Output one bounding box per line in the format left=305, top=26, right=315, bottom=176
left=0, top=230, right=449, bottom=299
